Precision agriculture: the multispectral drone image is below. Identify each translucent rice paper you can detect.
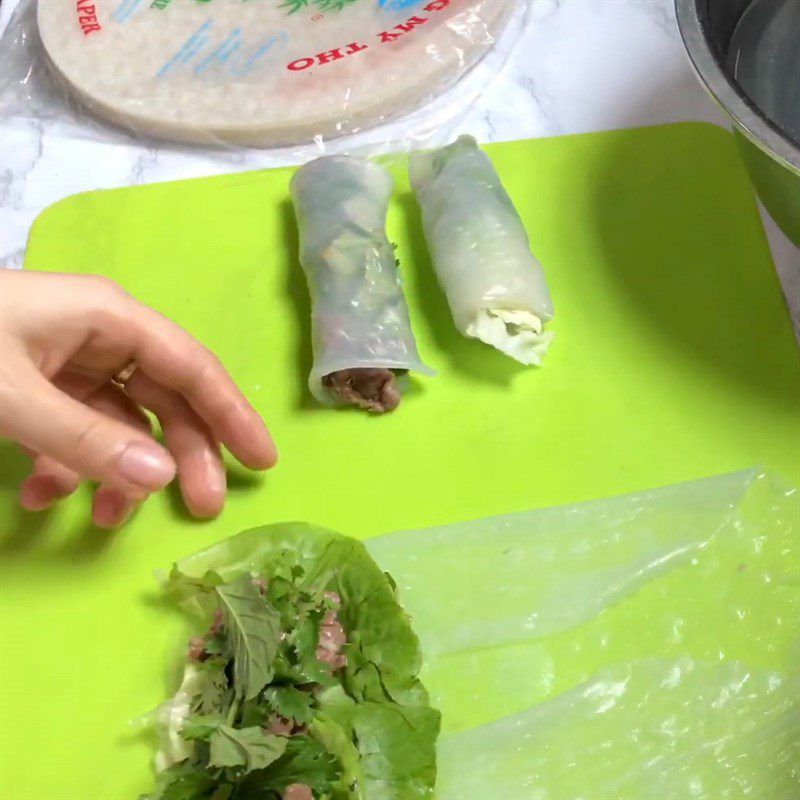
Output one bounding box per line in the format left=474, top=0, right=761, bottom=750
left=367, top=470, right=800, bottom=799
left=437, top=659, right=799, bottom=800
left=368, top=470, right=759, bottom=657
left=291, top=156, right=432, bottom=404
left=409, top=135, right=554, bottom=365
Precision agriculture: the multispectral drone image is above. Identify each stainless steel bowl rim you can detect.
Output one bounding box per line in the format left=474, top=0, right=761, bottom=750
left=675, top=0, right=800, bottom=176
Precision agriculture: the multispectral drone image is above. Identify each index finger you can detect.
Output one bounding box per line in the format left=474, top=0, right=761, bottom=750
left=120, top=299, right=277, bottom=471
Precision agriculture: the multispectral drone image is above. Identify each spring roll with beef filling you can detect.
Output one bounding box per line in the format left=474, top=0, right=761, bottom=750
left=291, top=156, right=432, bottom=412
left=410, top=135, right=555, bottom=365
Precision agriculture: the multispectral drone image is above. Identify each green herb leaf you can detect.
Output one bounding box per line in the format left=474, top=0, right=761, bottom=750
left=291, top=614, right=319, bottom=662
left=239, top=697, right=271, bottom=728
left=287, top=612, right=337, bottom=687
left=216, top=575, right=281, bottom=700
left=209, top=725, right=288, bottom=771
left=265, top=686, right=315, bottom=725
left=310, top=712, right=365, bottom=797
left=141, top=762, right=215, bottom=800
left=193, top=659, right=232, bottom=715
left=237, top=736, right=342, bottom=795
left=180, top=714, right=225, bottom=742
left=203, top=636, right=226, bottom=656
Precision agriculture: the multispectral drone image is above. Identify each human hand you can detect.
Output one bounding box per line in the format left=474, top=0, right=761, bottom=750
left=0, top=270, right=277, bottom=528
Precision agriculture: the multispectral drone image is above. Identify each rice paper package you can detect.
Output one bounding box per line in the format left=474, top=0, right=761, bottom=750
left=1, top=0, right=521, bottom=149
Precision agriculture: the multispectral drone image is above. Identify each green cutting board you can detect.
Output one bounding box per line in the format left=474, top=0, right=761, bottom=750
left=1, top=123, right=798, bottom=798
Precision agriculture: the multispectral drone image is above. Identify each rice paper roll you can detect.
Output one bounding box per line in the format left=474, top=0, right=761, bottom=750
left=409, top=135, right=554, bottom=365
left=291, top=156, right=432, bottom=412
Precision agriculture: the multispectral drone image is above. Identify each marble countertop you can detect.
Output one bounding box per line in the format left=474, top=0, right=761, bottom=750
left=1, top=0, right=798, bottom=323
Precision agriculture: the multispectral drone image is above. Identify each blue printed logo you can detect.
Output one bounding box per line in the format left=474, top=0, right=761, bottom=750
left=378, top=0, right=426, bottom=9
left=157, top=21, right=289, bottom=79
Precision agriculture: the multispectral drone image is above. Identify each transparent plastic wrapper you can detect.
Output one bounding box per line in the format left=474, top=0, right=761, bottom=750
left=290, top=155, right=432, bottom=411
left=367, top=469, right=800, bottom=798
left=409, top=134, right=555, bottom=364
left=0, top=0, right=526, bottom=152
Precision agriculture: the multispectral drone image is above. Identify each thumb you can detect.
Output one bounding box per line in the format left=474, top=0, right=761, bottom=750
left=1, top=365, right=175, bottom=492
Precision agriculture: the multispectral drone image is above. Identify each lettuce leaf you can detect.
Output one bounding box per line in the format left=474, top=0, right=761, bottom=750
left=321, top=703, right=440, bottom=800
left=145, top=524, right=439, bottom=800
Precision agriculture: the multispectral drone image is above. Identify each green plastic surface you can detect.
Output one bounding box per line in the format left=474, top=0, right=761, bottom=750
left=1, top=123, right=798, bottom=798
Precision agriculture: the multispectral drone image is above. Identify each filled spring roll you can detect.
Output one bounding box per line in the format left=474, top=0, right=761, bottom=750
left=409, top=135, right=554, bottom=365
left=291, top=157, right=432, bottom=413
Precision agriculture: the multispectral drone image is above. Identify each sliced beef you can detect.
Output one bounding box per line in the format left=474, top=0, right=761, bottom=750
left=322, top=368, right=401, bottom=413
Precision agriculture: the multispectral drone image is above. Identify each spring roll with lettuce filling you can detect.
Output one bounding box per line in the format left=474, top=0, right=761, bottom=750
left=410, top=135, right=554, bottom=365
left=291, top=157, right=432, bottom=413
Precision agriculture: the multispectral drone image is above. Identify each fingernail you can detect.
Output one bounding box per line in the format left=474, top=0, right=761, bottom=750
left=207, top=460, right=227, bottom=496
left=20, top=474, right=61, bottom=511
left=117, top=443, right=175, bottom=489
left=94, top=489, right=133, bottom=530
left=20, top=478, right=53, bottom=512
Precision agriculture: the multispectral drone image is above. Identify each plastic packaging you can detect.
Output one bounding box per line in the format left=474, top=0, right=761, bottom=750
left=409, top=134, right=555, bottom=364
left=368, top=469, right=800, bottom=798
left=0, top=0, right=526, bottom=152
left=290, top=155, right=432, bottom=409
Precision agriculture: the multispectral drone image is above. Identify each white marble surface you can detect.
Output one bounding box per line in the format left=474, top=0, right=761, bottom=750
left=1, top=0, right=798, bottom=324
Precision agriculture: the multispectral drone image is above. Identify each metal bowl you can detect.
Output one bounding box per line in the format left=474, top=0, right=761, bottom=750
left=676, top=0, right=800, bottom=245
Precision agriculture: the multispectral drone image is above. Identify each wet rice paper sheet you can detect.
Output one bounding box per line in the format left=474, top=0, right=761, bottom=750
left=367, top=470, right=800, bottom=799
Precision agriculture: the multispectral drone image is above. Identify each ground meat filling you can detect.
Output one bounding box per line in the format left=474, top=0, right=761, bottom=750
left=283, top=785, right=314, bottom=800
left=264, top=715, right=296, bottom=737
left=316, top=591, right=348, bottom=672
left=322, top=368, right=401, bottom=413
left=187, top=608, right=226, bottom=662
